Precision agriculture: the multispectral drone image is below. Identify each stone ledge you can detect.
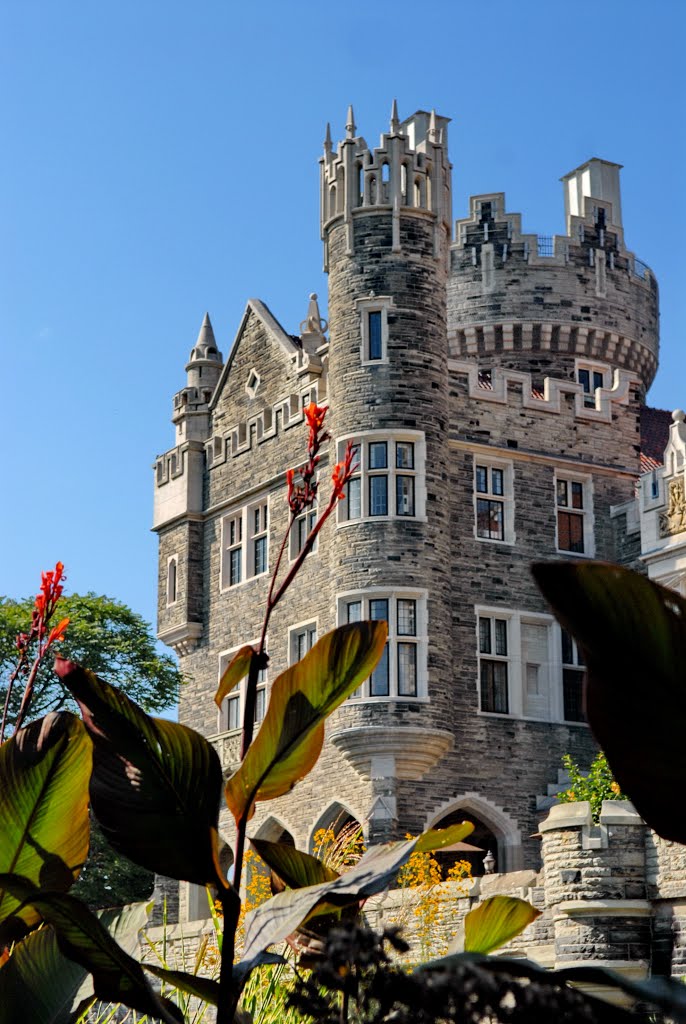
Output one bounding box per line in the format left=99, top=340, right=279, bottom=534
left=329, top=725, right=453, bottom=780
left=556, top=899, right=652, bottom=918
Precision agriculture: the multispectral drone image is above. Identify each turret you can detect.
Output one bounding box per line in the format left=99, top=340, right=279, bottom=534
left=449, top=159, right=659, bottom=396
left=172, top=313, right=223, bottom=444
left=321, top=104, right=455, bottom=842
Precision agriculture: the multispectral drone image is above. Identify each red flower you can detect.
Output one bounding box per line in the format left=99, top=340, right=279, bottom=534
left=304, top=403, right=328, bottom=435
left=331, top=441, right=357, bottom=502
left=47, top=617, right=70, bottom=646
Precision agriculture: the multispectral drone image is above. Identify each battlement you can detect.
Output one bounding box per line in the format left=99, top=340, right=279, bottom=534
left=449, top=360, right=638, bottom=423
left=152, top=440, right=204, bottom=530
left=320, top=103, right=452, bottom=263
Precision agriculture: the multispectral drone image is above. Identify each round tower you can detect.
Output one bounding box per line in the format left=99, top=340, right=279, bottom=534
left=448, top=159, right=659, bottom=399
left=320, top=103, right=455, bottom=842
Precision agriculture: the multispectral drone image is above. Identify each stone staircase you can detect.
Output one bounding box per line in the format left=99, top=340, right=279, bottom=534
left=535, top=767, right=571, bottom=812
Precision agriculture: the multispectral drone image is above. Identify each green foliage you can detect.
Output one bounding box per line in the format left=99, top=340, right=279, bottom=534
left=0, top=712, right=91, bottom=938
left=0, top=593, right=181, bottom=727
left=463, top=896, right=541, bottom=955
left=533, top=561, right=682, bottom=840
left=72, top=814, right=154, bottom=910
left=556, top=751, right=627, bottom=823
left=55, top=659, right=224, bottom=888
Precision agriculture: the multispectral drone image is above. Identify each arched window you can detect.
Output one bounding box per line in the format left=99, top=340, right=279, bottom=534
left=329, top=184, right=337, bottom=219
left=369, top=175, right=377, bottom=204
left=310, top=802, right=364, bottom=869
left=400, top=163, right=408, bottom=204
left=167, top=557, right=177, bottom=606
left=414, top=178, right=422, bottom=208
left=357, top=164, right=364, bottom=206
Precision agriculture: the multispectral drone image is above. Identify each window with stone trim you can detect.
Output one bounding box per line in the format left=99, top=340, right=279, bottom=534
left=166, top=555, right=178, bottom=606
left=217, top=643, right=268, bottom=733
left=555, top=472, right=593, bottom=556
left=575, top=360, right=610, bottom=407
left=357, top=296, right=392, bottom=365
left=289, top=621, right=318, bottom=664
left=337, top=431, right=425, bottom=523
left=290, top=505, right=318, bottom=559
left=220, top=498, right=270, bottom=590
left=476, top=607, right=588, bottom=724
left=338, top=589, right=427, bottom=700
left=474, top=459, right=514, bottom=543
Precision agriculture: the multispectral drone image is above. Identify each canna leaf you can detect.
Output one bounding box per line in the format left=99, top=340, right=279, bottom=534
left=415, top=823, right=478, bottom=855
left=225, top=622, right=387, bottom=822
left=463, top=895, right=541, bottom=954
left=239, top=824, right=473, bottom=968
left=55, top=658, right=224, bottom=887
left=143, top=963, right=221, bottom=1006
left=0, top=712, right=91, bottom=936
left=250, top=838, right=340, bottom=888
left=214, top=645, right=255, bottom=708
left=0, top=875, right=182, bottom=1024
left=0, top=901, right=152, bottom=1024
left=532, top=562, right=686, bottom=842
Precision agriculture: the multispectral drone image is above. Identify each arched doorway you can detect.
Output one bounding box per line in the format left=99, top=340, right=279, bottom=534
left=309, top=802, right=365, bottom=871
left=426, top=793, right=522, bottom=876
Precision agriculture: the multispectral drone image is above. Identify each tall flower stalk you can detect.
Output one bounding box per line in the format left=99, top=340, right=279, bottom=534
left=0, top=561, right=70, bottom=742
left=218, top=403, right=356, bottom=1019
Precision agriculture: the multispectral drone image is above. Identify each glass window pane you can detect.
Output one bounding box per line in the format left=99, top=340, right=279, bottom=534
left=254, top=688, right=266, bottom=723
left=347, top=600, right=362, bottom=623
left=491, top=468, right=504, bottom=496
left=480, top=661, right=508, bottom=713
left=369, top=475, right=388, bottom=516
left=254, top=536, right=267, bottom=574
left=368, top=311, right=382, bottom=360
left=370, top=599, right=389, bottom=623
left=308, top=627, right=317, bottom=648
left=230, top=548, right=242, bottom=586
left=563, top=668, right=585, bottom=722
left=396, top=475, right=415, bottom=516
left=477, top=499, right=503, bottom=540
left=571, top=482, right=583, bottom=509
left=495, top=619, right=508, bottom=656
left=254, top=508, right=260, bottom=533
left=396, top=442, right=414, bottom=469
left=369, top=441, right=388, bottom=469
left=227, top=695, right=240, bottom=731
left=561, top=628, right=574, bottom=665
left=593, top=371, right=604, bottom=392
left=479, top=617, right=491, bottom=654
left=578, top=368, right=590, bottom=393
left=558, top=512, right=584, bottom=553
left=370, top=644, right=389, bottom=695
left=347, top=477, right=361, bottom=519
left=476, top=466, right=488, bottom=493
left=398, top=643, right=417, bottom=696
left=557, top=480, right=568, bottom=507
left=229, top=520, right=235, bottom=545
left=397, top=599, right=416, bottom=636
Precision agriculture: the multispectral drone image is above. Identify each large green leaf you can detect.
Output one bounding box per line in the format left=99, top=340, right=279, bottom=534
left=239, top=823, right=473, bottom=968
left=55, top=658, right=224, bottom=886
left=214, top=645, right=254, bottom=708
left=416, top=951, right=686, bottom=1021
left=225, top=622, right=387, bottom=822
left=0, top=712, right=91, bottom=936
left=532, top=561, right=686, bottom=842
left=0, top=874, right=182, bottom=1024
left=0, top=901, right=151, bottom=1024
left=463, top=895, right=541, bottom=954
left=250, top=838, right=340, bottom=888
left=143, top=963, right=221, bottom=1006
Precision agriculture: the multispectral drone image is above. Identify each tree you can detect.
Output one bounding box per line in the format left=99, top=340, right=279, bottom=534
left=0, top=591, right=181, bottom=729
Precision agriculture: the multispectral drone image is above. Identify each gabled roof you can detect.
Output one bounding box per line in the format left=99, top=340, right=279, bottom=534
left=640, top=405, right=672, bottom=474
left=209, top=299, right=299, bottom=410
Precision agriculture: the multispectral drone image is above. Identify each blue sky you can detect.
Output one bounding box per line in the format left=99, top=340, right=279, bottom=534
left=2, top=0, right=685, bottom=648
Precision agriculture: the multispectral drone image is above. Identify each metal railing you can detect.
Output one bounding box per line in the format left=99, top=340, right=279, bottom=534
left=632, top=257, right=650, bottom=280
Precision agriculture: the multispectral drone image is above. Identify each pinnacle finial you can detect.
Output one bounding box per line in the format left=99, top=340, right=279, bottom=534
left=189, top=312, right=221, bottom=362
left=428, top=109, right=438, bottom=143
left=346, top=104, right=356, bottom=139
left=300, top=292, right=329, bottom=338
left=390, top=98, right=399, bottom=133
left=324, top=122, right=332, bottom=153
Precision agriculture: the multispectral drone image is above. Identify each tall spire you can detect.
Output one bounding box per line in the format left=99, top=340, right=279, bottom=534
left=390, top=98, right=399, bottom=134
left=428, top=109, right=438, bottom=144
left=324, top=121, right=332, bottom=155
left=345, top=104, right=356, bottom=139
left=188, top=312, right=221, bottom=363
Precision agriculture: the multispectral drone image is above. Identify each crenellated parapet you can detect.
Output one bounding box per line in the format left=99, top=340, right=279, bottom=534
left=320, top=103, right=452, bottom=265
left=449, top=360, right=639, bottom=423
left=449, top=159, right=659, bottom=391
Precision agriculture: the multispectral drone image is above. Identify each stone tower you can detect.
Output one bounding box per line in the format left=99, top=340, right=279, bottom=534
left=320, top=104, right=456, bottom=842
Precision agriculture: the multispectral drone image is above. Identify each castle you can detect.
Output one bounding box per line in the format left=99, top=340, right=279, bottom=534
left=153, top=104, right=684, bottom=931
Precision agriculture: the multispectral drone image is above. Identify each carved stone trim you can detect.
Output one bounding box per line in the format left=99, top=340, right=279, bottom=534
left=659, top=477, right=686, bottom=537
left=329, top=726, right=453, bottom=780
